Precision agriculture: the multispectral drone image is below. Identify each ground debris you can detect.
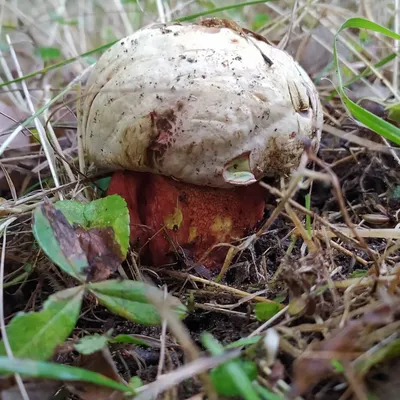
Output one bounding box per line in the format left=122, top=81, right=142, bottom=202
left=290, top=300, right=400, bottom=397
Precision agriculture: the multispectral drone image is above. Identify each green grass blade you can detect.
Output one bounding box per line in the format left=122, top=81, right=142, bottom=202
left=0, top=357, right=132, bottom=393
left=305, top=193, right=311, bottom=238
left=333, top=17, right=400, bottom=145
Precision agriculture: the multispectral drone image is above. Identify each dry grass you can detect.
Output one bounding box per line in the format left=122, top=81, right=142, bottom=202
left=1, top=0, right=400, bottom=399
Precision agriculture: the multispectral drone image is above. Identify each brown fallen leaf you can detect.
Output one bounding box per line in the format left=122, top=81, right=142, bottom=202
left=66, top=347, right=125, bottom=400
left=74, top=225, right=124, bottom=282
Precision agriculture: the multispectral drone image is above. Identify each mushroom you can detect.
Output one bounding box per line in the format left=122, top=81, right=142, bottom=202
left=80, top=19, right=323, bottom=269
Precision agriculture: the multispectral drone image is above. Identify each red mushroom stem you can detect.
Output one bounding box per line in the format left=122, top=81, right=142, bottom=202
left=107, top=170, right=266, bottom=269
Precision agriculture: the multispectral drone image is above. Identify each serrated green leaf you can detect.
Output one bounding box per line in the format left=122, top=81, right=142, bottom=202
left=255, top=303, right=281, bottom=322
left=74, top=333, right=110, bottom=355
left=35, top=47, right=61, bottom=62
left=54, top=195, right=130, bottom=256
left=89, top=280, right=187, bottom=326
left=32, top=201, right=89, bottom=281
left=0, top=287, right=83, bottom=360
left=0, top=357, right=132, bottom=393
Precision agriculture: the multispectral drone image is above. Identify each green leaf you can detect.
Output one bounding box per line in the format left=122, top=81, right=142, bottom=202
left=35, top=47, right=61, bottom=62
left=55, top=195, right=130, bottom=256
left=0, top=357, right=132, bottom=394
left=129, top=376, right=143, bottom=390
left=211, top=360, right=258, bottom=397
left=74, top=333, right=110, bottom=355
left=333, top=17, right=400, bottom=145
left=350, top=269, right=368, bottom=278
left=225, top=336, right=262, bottom=350
left=358, top=30, right=370, bottom=43
left=252, top=13, right=270, bottom=31
left=255, top=303, right=281, bottom=322
left=0, top=287, right=83, bottom=360
left=272, top=295, right=286, bottom=303
left=32, top=201, right=89, bottom=281
left=33, top=195, right=130, bottom=282
left=201, top=333, right=261, bottom=400
left=386, top=103, right=400, bottom=125
left=89, top=280, right=187, bottom=326
left=331, top=359, right=345, bottom=373
left=110, top=334, right=155, bottom=347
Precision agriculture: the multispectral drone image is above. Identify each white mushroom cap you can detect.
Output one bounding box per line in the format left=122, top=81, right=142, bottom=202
left=81, top=19, right=323, bottom=188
